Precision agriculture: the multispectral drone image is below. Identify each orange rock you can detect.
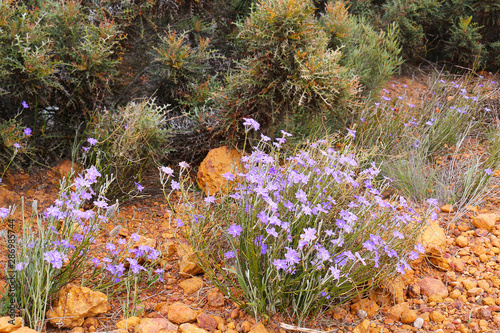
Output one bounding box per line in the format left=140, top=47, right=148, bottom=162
left=177, top=244, right=203, bottom=276
left=167, top=302, right=197, bottom=324
left=472, top=213, right=498, bottom=231
left=206, top=289, right=225, bottom=308
left=135, top=318, right=178, bottom=333
left=417, top=277, right=449, bottom=298
left=179, top=277, right=203, bottom=294
left=197, top=146, right=242, bottom=196
left=11, top=328, right=40, bottom=333
left=351, top=299, right=380, bottom=317
left=54, top=160, right=82, bottom=178
left=248, top=323, right=268, bottom=333
left=46, top=285, right=110, bottom=328
left=383, top=302, right=409, bottom=321
left=353, top=319, right=370, bottom=333
left=400, top=309, right=417, bottom=324
left=0, top=317, right=22, bottom=333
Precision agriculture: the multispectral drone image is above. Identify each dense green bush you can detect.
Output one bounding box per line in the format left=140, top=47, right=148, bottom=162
left=344, top=0, right=500, bottom=70
left=320, top=1, right=403, bottom=96
left=214, top=0, right=359, bottom=140
left=0, top=0, right=122, bottom=121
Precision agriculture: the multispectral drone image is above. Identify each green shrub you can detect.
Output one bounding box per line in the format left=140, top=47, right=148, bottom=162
left=215, top=0, right=359, bottom=140
left=81, top=98, right=170, bottom=201
left=444, top=16, right=485, bottom=66
left=0, top=0, right=122, bottom=121
left=343, top=0, right=500, bottom=70
left=320, top=1, right=403, bottom=96
left=0, top=109, right=33, bottom=179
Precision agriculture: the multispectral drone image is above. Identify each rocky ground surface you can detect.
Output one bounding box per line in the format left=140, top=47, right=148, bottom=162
left=1, top=72, right=500, bottom=333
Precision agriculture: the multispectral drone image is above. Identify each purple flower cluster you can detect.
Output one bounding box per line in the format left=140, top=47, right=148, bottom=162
left=195, top=118, right=425, bottom=293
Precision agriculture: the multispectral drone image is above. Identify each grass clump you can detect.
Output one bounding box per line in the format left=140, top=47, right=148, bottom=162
left=162, top=120, right=430, bottom=322
left=353, top=72, right=500, bottom=211
left=80, top=98, right=171, bottom=201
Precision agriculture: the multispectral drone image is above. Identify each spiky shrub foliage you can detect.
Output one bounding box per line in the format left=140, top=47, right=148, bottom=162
left=152, top=29, right=217, bottom=108
left=81, top=99, right=170, bottom=201
left=444, top=16, right=485, bottom=66
left=320, top=1, right=403, bottom=96
left=0, top=168, right=164, bottom=330
left=344, top=0, right=499, bottom=69
left=0, top=0, right=121, bottom=120
left=216, top=0, right=359, bottom=139
left=0, top=117, right=32, bottom=177
left=163, top=124, right=428, bottom=322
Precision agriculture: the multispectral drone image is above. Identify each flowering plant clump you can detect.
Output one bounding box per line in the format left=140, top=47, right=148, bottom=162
left=163, top=119, right=430, bottom=322
left=0, top=166, right=163, bottom=331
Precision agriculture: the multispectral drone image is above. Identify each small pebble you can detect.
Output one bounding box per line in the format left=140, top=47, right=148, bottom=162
left=414, top=317, right=424, bottom=329
left=356, top=309, right=367, bottom=319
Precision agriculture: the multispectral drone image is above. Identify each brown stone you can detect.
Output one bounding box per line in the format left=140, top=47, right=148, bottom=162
left=46, top=285, right=110, bottom=329
left=117, top=317, right=141, bottom=329
left=69, top=328, right=85, bottom=333
left=440, top=204, right=454, bottom=213
left=206, top=289, right=225, bottom=308
left=177, top=245, right=203, bottom=276
left=0, top=318, right=22, bottom=333
left=383, top=302, right=409, bottom=321
left=383, top=276, right=405, bottom=304
left=455, top=235, right=468, bottom=247
left=450, top=258, right=465, bottom=272
left=406, top=284, right=420, bottom=299
left=240, top=321, right=252, bottom=333
left=197, top=146, right=242, bottom=196
left=417, top=277, right=449, bottom=298
left=472, top=213, right=498, bottom=231
left=167, top=302, right=197, bottom=324
left=0, top=187, right=18, bottom=208
left=179, top=277, right=203, bottom=294
left=11, top=328, right=40, bottom=333
left=400, top=309, right=417, bottom=324
left=179, top=324, right=208, bottom=333
left=353, top=319, right=370, bottom=333
left=351, top=299, right=380, bottom=317
left=429, top=311, right=445, bottom=323
left=55, top=160, right=82, bottom=178
left=420, top=222, right=446, bottom=254
left=134, top=318, right=178, bottom=333
left=427, top=247, right=451, bottom=271
left=248, top=323, right=268, bottom=333
left=196, top=313, right=217, bottom=332
left=83, top=318, right=99, bottom=330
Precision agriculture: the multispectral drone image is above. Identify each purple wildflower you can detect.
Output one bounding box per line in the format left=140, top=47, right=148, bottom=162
left=87, top=138, right=98, bottom=146
left=24, top=127, right=32, bottom=136
left=135, top=182, right=144, bottom=192
left=22, top=101, right=29, bottom=108
left=43, top=250, right=67, bottom=269
left=15, top=262, right=28, bottom=271
left=485, top=169, right=493, bottom=176
left=224, top=251, right=236, bottom=259
left=228, top=224, right=243, bottom=237
left=0, top=207, right=10, bottom=219
left=160, top=166, right=174, bottom=175
left=171, top=180, right=180, bottom=190
left=242, top=118, right=260, bottom=131
left=131, top=233, right=140, bottom=242
left=179, top=161, right=189, bottom=169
